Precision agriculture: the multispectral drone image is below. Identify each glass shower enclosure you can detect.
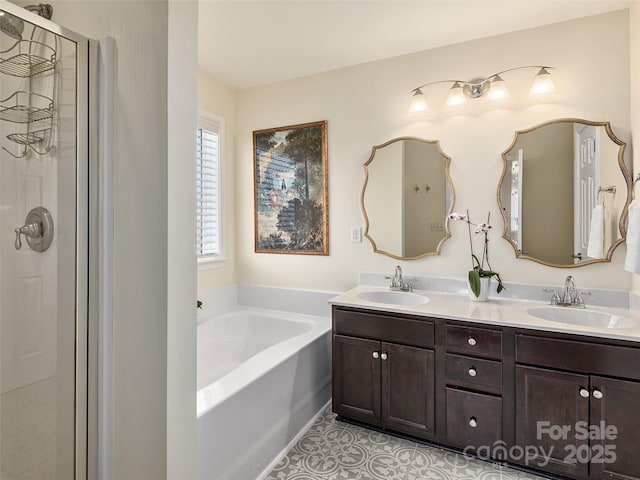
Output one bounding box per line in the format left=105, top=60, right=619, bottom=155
left=0, top=1, right=90, bottom=478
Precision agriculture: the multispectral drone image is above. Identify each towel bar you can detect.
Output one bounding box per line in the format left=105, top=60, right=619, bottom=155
left=597, top=185, right=616, bottom=202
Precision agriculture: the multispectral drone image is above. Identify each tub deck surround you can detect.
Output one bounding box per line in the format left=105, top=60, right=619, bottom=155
left=197, top=306, right=330, bottom=415
left=197, top=305, right=331, bottom=480
left=197, top=283, right=336, bottom=320
left=330, top=285, right=640, bottom=342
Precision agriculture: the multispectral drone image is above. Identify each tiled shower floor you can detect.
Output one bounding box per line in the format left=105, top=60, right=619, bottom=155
left=267, top=407, right=547, bottom=480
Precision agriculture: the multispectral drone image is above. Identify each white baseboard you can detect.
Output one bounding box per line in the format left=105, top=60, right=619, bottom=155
left=254, top=400, right=332, bottom=480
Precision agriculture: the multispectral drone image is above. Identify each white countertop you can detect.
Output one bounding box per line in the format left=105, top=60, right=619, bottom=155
left=329, top=285, right=640, bottom=343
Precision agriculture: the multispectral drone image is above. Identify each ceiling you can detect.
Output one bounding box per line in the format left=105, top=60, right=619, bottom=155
left=198, top=0, right=631, bottom=90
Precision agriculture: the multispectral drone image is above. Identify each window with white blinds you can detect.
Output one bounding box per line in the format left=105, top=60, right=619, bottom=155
left=197, top=111, right=224, bottom=262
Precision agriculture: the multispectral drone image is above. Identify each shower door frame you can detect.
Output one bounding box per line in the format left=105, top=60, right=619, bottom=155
left=0, top=1, right=95, bottom=479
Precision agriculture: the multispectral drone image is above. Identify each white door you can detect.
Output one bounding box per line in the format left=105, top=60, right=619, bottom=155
left=507, top=149, right=524, bottom=253
left=574, top=125, right=599, bottom=263
left=0, top=134, right=58, bottom=394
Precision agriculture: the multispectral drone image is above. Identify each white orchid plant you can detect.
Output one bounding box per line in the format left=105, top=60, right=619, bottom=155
left=449, top=210, right=505, bottom=298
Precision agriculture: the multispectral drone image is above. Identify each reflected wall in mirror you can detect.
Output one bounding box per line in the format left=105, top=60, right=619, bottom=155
left=498, top=119, right=631, bottom=267
left=361, top=137, right=454, bottom=260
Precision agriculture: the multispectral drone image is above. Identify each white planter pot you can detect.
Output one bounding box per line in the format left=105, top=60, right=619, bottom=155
left=468, top=276, right=491, bottom=302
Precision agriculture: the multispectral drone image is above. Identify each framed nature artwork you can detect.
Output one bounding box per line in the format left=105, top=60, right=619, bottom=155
left=253, top=120, right=329, bottom=255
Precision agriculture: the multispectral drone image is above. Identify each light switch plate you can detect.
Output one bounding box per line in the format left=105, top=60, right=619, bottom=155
left=351, top=226, right=362, bottom=243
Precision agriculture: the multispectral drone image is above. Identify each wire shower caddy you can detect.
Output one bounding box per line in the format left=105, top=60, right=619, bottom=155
left=0, top=26, right=57, bottom=158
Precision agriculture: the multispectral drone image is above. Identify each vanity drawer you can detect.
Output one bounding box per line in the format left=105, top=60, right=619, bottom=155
left=516, top=335, right=640, bottom=380
left=333, top=308, right=434, bottom=349
left=446, top=325, right=502, bottom=359
left=446, top=354, right=502, bottom=390
left=446, top=387, right=502, bottom=449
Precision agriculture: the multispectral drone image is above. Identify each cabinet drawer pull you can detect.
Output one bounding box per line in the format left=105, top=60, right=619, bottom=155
left=381, top=352, right=388, bottom=360
left=372, top=351, right=379, bottom=359
left=593, top=389, right=603, bottom=399
left=579, top=388, right=589, bottom=398
left=467, top=337, right=477, bottom=346
left=468, top=367, right=477, bottom=377
left=469, top=417, right=478, bottom=428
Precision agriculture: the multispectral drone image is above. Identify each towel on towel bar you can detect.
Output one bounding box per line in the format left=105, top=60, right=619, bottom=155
left=625, top=199, right=640, bottom=273
left=587, top=204, right=604, bottom=259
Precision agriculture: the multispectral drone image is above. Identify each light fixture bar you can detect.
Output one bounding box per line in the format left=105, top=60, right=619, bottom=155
left=409, top=66, right=554, bottom=114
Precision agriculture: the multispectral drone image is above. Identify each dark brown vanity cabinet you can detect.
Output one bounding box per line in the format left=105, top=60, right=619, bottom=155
left=332, top=305, right=640, bottom=480
left=332, top=307, right=435, bottom=439
left=589, top=376, right=640, bottom=480
left=515, top=365, right=590, bottom=478
left=445, top=325, right=503, bottom=450
left=515, top=335, right=640, bottom=480
left=332, top=335, right=381, bottom=425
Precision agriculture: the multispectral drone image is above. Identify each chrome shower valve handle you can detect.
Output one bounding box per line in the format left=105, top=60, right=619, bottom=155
left=14, top=222, right=41, bottom=250
left=14, top=206, right=53, bottom=252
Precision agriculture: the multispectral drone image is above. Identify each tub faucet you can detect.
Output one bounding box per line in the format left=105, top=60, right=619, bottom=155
left=386, top=265, right=415, bottom=292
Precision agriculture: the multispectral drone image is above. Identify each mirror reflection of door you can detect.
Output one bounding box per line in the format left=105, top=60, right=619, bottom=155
left=499, top=119, right=629, bottom=267
left=505, top=149, right=524, bottom=254
left=574, top=124, right=599, bottom=262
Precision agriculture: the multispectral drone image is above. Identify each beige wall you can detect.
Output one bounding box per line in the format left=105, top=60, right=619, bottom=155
left=232, top=10, right=631, bottom=292
left=197, top=72, right=237, bottom=292
left=51, top=1, right=198, bottom=478
left=167, top=2, right=198, bottom=479
left=631, top=3, right=640, bottom=294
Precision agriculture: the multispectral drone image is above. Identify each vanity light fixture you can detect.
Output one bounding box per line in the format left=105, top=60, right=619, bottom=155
left=487, top=74, right=509, bottom=101
left=409, top=65, right=555, bottom=115
left=529, top=67, right=556, bottom=96
left=445, top=81, right=467, bottom=107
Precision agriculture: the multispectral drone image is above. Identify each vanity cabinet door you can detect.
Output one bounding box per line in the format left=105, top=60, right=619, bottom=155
left=333, top=334, right=381, bottom=424
left=590, top=376, right=640, bottom=480
left=446, top=387, right=502, bottom=450
left=515, top=365, right=589, bottom=479
left=380, top=342, right=434, bottom=439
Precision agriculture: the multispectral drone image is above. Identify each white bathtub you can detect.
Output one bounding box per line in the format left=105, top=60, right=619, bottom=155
left=197, top=307, right=332, bottom=480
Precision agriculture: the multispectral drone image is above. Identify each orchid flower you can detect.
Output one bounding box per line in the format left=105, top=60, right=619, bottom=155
left=448, top=209, right=505, bottom=297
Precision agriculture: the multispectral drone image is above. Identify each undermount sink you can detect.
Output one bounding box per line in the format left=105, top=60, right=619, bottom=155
left=526, top=307, right=637, bottom=329
left=357, top=290, right=429, bottom=306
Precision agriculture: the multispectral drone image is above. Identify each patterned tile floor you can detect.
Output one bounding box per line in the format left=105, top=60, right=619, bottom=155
left=267, top=407, right=548, bottom=480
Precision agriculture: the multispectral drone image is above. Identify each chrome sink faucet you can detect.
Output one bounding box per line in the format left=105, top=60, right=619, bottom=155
left=543, top=275, right=590, bottom=308
left=386, top=265, right=415, bottom=292
left=562, top=275, right=576, bottom=304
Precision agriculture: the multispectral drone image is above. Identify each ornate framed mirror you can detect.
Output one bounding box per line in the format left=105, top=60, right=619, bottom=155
left=361, top=137, right=454, bottom=260
left=498, top=119, right=631, bottom=267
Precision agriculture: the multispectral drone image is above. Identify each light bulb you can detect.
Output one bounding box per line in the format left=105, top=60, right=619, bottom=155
left=487, top=74, right=509, bottom=101
left=530, top=67, right=556, bottom=96
left=446, top=82, right=467, bottom=107
left=408, top=89, right=428, bottom=114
